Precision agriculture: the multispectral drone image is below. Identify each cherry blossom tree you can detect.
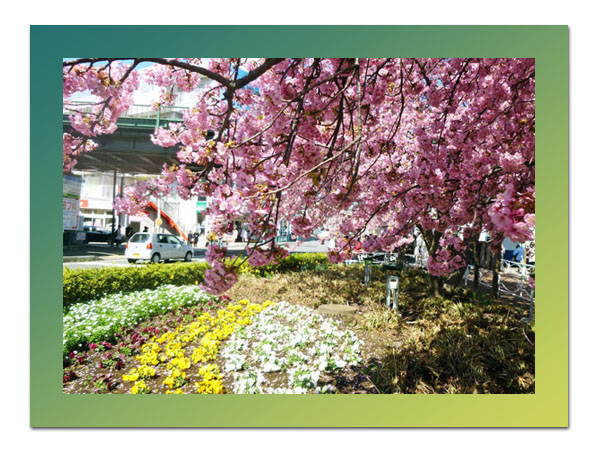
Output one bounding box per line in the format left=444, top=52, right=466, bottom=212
left=63, top=58, right=535, bottom=295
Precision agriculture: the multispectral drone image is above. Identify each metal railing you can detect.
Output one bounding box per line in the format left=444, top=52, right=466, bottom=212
left=463, top=260, right=534, bottom=299
left=463, top=259, right=535, bottom=322
left=160, top=200, right=180, bottom=226
left=345, top=252, right=405, bottom=286
left=355, top=252, right=535, bottom=304
left=150, top=197, right=182, bottom=231
left=63, top=101, right=189, bottom=125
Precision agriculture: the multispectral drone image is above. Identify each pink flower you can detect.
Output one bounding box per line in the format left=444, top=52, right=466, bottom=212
left=63, top=58, right=535, bottom=293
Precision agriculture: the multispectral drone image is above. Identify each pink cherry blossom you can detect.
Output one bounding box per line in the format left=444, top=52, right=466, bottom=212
left=63, top=58, right=535, bottom=292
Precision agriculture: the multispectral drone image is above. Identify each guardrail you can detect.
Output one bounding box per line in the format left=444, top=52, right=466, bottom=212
left=63, top=102, right=189, bottom=127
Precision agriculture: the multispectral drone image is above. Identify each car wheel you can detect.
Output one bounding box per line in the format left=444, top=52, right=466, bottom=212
left=128, top=259, right=137, bottom=264
left=151, top=253, right=161, bottom=264
left=185, top=251, right=192, bottom=262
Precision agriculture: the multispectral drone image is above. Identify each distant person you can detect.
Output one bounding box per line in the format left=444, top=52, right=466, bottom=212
left=527, top=243, right=535, bottom=265
left=240, top=227, right=248, bottom=242
left=187, top=231, right=193, bottom=245
left=514, top=244, right=525, bottom=263
left=143, top=226, right=149, bottom=233
left=193, top=231, right=200, bottom=247
left=206, top=232, right=216, bottom=245
left=125, top=225, right=133, bottom=239
left=113, top=225, right=123, bottom=247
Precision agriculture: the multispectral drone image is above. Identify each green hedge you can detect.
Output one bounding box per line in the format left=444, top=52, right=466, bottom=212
left=63, top=262, right=210, bottom=309
left=63, top=253, right=331, bottom=307
left=237, top=252, right=330, bottom=276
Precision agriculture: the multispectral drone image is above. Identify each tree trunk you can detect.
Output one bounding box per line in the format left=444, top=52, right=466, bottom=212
left=418, top=227, right=444, bottom=297
left=449, top=265, right=468, bottom=291
left=429, top=275, right=443, bottom=297
left=396, top=247, right=405, bottom=272
left=473, top=241, right=481, bottom=292
left=491, top=251, right=501, bottom=299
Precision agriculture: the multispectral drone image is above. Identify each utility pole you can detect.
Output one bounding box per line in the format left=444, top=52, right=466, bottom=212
left=119, top=174, right=125, bottom=228
left=111, top=169, right=117, bottom=241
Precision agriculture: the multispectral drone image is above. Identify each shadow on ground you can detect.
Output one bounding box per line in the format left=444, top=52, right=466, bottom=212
left=229, top=265, right=535, bottom=394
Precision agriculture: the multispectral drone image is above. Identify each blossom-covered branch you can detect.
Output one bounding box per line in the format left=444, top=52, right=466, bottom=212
left=63, top=58, right=535, bottom=294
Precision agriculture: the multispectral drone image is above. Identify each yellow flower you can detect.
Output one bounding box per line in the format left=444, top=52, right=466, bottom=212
left=136, top=351, right=160, bottom=366
left=123, top=299, right=269, bottom=394
left=131, top=380, right=149, bottom=394
left=165, top=342, right=183, bottom=358
left=157, top=331, right=176, bottom=344
left=141, top=342, right=161, bottom=353
left=166, top=388, right=185, bottom=394
left=163, top=375, right=175, bottom=388
left=138, top=364, right=156, bottom=378
left=122, top=369, right=140, bottom=382
left=167, top=357, right=191, bottom=371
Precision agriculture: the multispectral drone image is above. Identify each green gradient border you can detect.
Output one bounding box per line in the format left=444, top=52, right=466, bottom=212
left=31, top=26, right=568, bottom=427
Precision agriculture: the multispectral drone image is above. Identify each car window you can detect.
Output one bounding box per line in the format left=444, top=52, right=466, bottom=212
left=158, top=234, right=170, bottom=244
left=130, top=233, right=150, bottom=243
left=168, top=236, right=182, bottom=245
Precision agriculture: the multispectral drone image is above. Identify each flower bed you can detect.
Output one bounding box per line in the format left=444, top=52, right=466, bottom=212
left=120, top=299, right=272, bottom=394
left=63, top=301, right=225, bottom=394
left=63, top=265, right=534, bottom=394
left=63, top=285, right=216, bottom=356
left=221, top=302, right=363, bottom=394
left=63, top=294, right=363, bottom=394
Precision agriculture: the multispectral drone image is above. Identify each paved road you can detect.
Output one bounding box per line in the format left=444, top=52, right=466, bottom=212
left=63, top=239, right=328, bottom=270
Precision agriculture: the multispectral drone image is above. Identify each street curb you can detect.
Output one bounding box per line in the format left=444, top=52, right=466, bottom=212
left=63, top=256, right=100, bottom=263
left=63, top=255, right=123, bottom=263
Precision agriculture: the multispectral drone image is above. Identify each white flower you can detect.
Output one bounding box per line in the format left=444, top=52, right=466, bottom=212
left=222, top=301, right=362, bottom=394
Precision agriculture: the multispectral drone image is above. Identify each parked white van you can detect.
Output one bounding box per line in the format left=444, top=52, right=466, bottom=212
left=125, top=233, right=193, bottom=264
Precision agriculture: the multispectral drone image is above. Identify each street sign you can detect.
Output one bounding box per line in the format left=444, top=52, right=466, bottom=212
left=63, top=175, right=83, bottom=231
left=155, top=218, right=163, bottom=226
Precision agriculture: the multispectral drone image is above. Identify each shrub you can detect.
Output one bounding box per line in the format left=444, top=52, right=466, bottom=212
left=63, top=254, right=331, bottom=307
left=237, top=252, right=330, bottom=277
left=63, top=262, right=210, bottom=308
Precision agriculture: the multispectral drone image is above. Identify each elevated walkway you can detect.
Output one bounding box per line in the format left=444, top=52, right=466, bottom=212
left=63, top=102, right=203, bottom=174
